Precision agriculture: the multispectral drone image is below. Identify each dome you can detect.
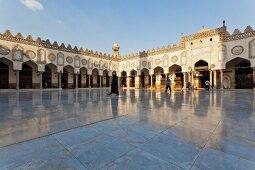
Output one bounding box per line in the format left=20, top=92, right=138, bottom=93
left=113, top=43, right=119, bottom=48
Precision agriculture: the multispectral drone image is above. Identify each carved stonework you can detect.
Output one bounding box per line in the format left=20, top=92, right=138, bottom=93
left=131, top=63, right=135, bottom=69
left=104, top=62, right=108, bottom=69
left=94, top=61, right=99, bottom=67
left=211, top=64, right=215, bottom=69
left=48, top=53, right=56, bottom=61
left=0, top=45, right=10, bottom=55
left=25, top=50, right=36, bottom=60
left=122, top=64, right=125, bottom=69
left=113, top=63, right=119, bottom=70
left=163, top=55, right=169, bottom=67
left=66, top=56, right=73, bottom=63
left=249, top=38, right=255, bottom=58
left=37, top=49, right=46, bottom=64
left=12, top=45, right=23, bottom=61
left=74, top=56, right=80, bottom=68
left=155, top=59, right=161, bottom=65
left=171, top=56, right=178, bottom=63
left=57, top=52, right=64, bottom=66
left=81, top=59, right=87, bottom=65
left=181, top=52, right=187, bottom=65
left=231, top=46, right=244, bottom=55
left=142, top=61, right=147, bottom=67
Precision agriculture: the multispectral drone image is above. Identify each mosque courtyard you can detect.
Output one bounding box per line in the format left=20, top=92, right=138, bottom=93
left=0, top=89, right=255, bottom=169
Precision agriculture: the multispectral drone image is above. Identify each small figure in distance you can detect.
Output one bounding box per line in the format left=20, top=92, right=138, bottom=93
left=165, top=77, right=171, bottom=93
left=205, top=80, right=210, bottom=91
left=108, top=72, right=119, bottom=96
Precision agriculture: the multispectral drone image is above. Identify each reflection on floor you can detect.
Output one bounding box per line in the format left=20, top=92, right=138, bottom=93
left=0, top=89, right=255, bottom=169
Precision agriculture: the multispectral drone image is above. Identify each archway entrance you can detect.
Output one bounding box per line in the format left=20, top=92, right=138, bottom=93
left=62, top=65, right=74, bottom=89
left=169, top=64, right=183, bottom=89
left=194, top=60, right=209, bottom=88
left=141, top=68, right=150, bottom=88
left=103, top=70, right=109, bottom=87
left=79, top=67, right=87, bottom=88
left=130, top=70, right=137, bottom=87
left=92, top=69, right=99, bottom=88
left=154, top=67, right=164, bottom=88
left=121, top=71, right=127, bottom=87
left=20, top=61, right=37, bottom=89
left=226, top=58, right=253, bottom=89
left=0, top=59, right=10, bottom=89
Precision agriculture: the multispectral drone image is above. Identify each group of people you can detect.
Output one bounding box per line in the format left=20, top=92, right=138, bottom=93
left=108, top=73, right=211, bottom=96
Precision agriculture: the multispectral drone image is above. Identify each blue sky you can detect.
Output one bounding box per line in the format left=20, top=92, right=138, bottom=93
left=0, top=0, right=254, bottom=55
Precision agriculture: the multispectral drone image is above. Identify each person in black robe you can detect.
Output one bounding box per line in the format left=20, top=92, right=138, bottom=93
left=108, top=73, right=119, bottom=95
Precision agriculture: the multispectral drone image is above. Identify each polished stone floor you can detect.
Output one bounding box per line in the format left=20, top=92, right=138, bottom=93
left=0, top=89, right=255, bottom=170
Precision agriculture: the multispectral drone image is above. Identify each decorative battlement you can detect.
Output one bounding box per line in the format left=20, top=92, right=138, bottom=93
left=0, top=30, right=120, bottom=61
left=224, top=26, right=255, bottom=42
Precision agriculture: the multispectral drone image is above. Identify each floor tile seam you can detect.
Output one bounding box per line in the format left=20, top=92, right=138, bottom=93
left=201, top=119, right=222, bottom=150
left=51, top=134, right=89, bottom=169
left=98, top=146, right=139, bottom=169
left=8, top=158, right=49, bottom=170
left=205, top=144, right=255, bottom=164
left=0, top=114, right=128, bottom=148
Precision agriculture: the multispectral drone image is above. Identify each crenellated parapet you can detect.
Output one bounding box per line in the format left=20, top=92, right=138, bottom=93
left=224, top=26, right=255, bottom=42
left=0, top=30, right=119, bottom=61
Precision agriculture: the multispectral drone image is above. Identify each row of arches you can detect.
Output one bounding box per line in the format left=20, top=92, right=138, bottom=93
left=0, top=57, right=254, bottom=89
left=0, top=59, right=111, bottom=89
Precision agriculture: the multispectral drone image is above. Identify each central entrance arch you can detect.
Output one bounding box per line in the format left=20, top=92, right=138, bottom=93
left=194, top=60, right=209, bottom=88
left=62, top=65, right=74, bottom=89
left=154, top=66, right=165, bottom=88
left=92, top=68, right=100, bottom=88
left=42, top=63, right=57, bottom=88
left=103, top=70, right=110, bottom=87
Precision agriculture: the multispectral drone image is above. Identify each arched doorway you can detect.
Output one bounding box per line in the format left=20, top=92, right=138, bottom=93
left=226, top=58, right=253, bottom=89
left=79, top=67, right=87, bottom=88
left=103, top=70, right=110, bottom=87
left=92, top=68, right=99, bottom=88
left=130, top=70, right=137, bottom=87
left=141, top=68, right=150, bottom=88
left=62, top=65, right=74, bottom=89
left=154, top=66, right=164, bottom=88
left=169, top=64, right=183, bottom=89
left=121, top=71, right=127, bottom=87
left=42, top=63, right=57, bottom=88
left=20, top=61, right=37, bottom=89
left=194, top=60, right=209, bottom=88
left=0, top=58, right=12, bottom=89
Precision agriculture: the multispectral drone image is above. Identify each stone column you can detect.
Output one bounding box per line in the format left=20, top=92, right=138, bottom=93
left=150, top=74, right=153, bottom=88
left=213, top=70, right=217, bottom=89
left=58, top=72, right=61, bottom=89
left=209, top=70, right=213, bottom=89
left=155, top=74, right=161, bottom=89
left=253, top=68, right=255, bottom=90
left=99, top=76, right=102, bottom=88
left=126, top=77, right=130, bottom=88
left=109, top=76, right=112, bottom=87
left=88, top=75, right=91, bottom=88
left=220, top=70, right=224, bottom=89
left=118, top=77, right=121, bottom=88
left=40, top=72, right=43, bottom=89
left=183, top=72, right=187, bottom=89
left=191, top=71, right=194, bottom=87
left=135, top=75, right=140, bottom=88
left=16, top=70, right=19, bottom=90
left=75, top=73, right=78, bottom=89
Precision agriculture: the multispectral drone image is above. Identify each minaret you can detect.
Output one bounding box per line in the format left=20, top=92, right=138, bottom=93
left=112, top=43, right=120, bottom=58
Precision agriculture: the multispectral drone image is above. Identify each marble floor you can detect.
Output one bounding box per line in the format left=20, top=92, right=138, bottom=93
left=0, top=89, right=255, bottom=170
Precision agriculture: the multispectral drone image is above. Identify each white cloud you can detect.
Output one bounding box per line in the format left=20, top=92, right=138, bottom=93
left=20, top=0, right=44, bottom=11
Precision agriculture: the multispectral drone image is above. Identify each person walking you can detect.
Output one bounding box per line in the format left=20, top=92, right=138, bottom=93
left=108, top=73, right=119, bottom=96
left=165, top=77, right=171, bottom=93
left=205, top=80, right=210, bottom=91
